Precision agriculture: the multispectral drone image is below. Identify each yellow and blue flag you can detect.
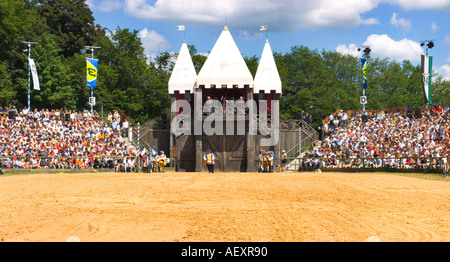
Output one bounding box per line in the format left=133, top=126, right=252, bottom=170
left=361, top=58, right=367, bottom=90
left=361, top=58, right=367, bottom=80
left=86, top=58, right=98, bottom=88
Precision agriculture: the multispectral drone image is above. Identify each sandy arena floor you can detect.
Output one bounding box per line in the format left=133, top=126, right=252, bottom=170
left=0, top=171, right=448, bottom=242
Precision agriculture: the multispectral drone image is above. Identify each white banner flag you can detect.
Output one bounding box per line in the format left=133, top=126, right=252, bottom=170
left=29, top=58, right=40, bottom=90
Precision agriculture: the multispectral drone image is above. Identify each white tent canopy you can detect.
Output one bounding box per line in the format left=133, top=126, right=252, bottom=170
left=168, top=40, right=197, bottom=94
left=254, top=39, right=282, bottom=94
left=196, top=26, right=253, bottom=89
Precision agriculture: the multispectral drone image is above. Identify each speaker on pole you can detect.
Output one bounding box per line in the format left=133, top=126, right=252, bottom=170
left=362, top=114, right=368, bottom=123
left=414, top=108, right=422, bottom=119
left=8, top=110, right=16, bottom=120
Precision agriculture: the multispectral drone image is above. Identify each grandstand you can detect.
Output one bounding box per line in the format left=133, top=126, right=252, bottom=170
left=0, top=107, right=138, bottom=172
left=297, top=106, right=450, bottom=174
left=1, top=24, right=449, bottom=175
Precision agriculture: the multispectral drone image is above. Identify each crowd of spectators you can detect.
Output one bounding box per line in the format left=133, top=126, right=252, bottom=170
left=303, top=106, right=450, bottom=170
left=0, top=106, right=136, bottom=171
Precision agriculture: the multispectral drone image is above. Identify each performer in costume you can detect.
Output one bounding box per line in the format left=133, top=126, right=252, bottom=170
left=152, top=153, right=159, bottom=173
left=262, top=151, right=270, bottom=172
left=268, top=151, right=274, bottom=173
left=158, top=151, right=166, bottom=172
left=204, top=150, right=215, bottom=174
left=258, top=150, right=264, bottom=172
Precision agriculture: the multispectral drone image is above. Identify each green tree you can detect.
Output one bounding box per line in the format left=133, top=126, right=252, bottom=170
left=0, top=62, right=16, bottom=107
left=188, top=44, right=207, bottom=74
left=93, top=28, right=170, bottom=124
left=244, top=55, right=259, bottom=78
left=0, top=0, right=41, bottom=108
left=30, top=33, right=79, bottom=110
left=35, top=0, right=98, bottom=58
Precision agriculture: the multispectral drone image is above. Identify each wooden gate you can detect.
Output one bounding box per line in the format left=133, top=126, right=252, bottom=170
left=202, top=134, right=247, bottom=172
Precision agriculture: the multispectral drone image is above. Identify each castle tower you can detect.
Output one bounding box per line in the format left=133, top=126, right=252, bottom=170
left=169, top=26, right=282, bottom=172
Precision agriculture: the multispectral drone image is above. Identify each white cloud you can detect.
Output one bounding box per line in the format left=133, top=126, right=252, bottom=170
left=391, top=0, right=450, bottom=11
left=86, top=0, right=96, bottom=9
left=390, top=12, right=411, bottom=31
left=335, top=43, right=361, bottom=57
left=98, top=0, right=123, bottom=12
left=443, top=35, right=450, bottom=46
left=436, top=64, right=450, bottom=81
left=336, top=34, right=424, bottom=62
left=138, top=28, right=171, bottom=61
left=123, top=0, right=380, bottom=32
left=431, top=22, right=439, bottom=33
left=447, top=55, right=450, bottom=63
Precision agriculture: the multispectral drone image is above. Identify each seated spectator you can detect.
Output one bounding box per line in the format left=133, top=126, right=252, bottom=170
left=302, top=106, right=450, bottom=170
left=0, top=107, right=134, bottom=170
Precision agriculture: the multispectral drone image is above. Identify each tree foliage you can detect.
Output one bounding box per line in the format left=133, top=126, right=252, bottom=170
left=1, top=0, right=448, bottom=127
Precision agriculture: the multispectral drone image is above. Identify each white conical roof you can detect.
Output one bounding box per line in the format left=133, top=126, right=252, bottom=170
left=169, top=40, right=197, bottom=94
left=254, top=39, right=282, bottom=94
left=197, top=26, right=253, bottom=89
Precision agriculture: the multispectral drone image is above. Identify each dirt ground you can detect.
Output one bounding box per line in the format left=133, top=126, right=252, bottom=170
left=0, top=171, right=448, bottom=242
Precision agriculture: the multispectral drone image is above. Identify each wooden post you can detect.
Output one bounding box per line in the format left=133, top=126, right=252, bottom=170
left=246, top=85, right=255, bottom=172
left=170, top=95, right=176, bottom=170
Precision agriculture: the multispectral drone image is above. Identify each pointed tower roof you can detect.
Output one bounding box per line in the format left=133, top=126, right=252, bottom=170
left=197, top=26, right=253, bottom=88
left=169, top=40, right=197, bottom=94
left=254, top=39, right=282, bottom=94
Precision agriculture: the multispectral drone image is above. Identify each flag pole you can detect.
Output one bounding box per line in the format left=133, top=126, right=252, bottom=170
left=178, top=25, right=186, bottom=40
left=28, top=44, right=31, bottom=116
left=260, top=25, right=268, bottom=38
left=91, top=48, right=94, bottom=115
left=85, top=46, right=100, bottom=116
left=22, top=41, right=37, bottom=116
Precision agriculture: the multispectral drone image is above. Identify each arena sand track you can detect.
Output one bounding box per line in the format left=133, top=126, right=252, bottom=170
left=0, top=171, right=448, bottom=242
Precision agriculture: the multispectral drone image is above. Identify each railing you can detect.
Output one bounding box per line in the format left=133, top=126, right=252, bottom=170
left=2, top=155, right=448, bottom=175
left=0, top=155, right=137, bottom=171
left=293, top=156, right=449, bottom=173
left=284, top=119, right=319, bottom=158
left=0, top=155, right=182, bottom=173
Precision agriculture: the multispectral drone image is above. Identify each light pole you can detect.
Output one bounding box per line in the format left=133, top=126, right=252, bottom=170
left=420, top=40, right=434, bottom=108
left=85, top=46, right=101, bottom=115
left=22, top=41, right=37, bottom=116
left=358, top=46, right=371, bottom=120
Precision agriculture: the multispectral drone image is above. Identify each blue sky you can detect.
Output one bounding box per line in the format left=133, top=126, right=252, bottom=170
left=87, top=0, right=450, bottom=80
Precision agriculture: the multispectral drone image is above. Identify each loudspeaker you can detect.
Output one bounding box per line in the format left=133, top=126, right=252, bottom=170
left=0, top=169, right=3, bottom=175
left=8, top=110, right=16, bottom=120
left=185, top=91, right=191, bottom=102
left=414, top=109, right=422, bottom=119
left=362, top=115, right=368, bottom=123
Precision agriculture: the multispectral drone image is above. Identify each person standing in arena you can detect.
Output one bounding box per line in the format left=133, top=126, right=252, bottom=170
left=204, top=150, right=215, bottom=174
left=281, top=150, right=288, bottom=172
left=158, top=151, right=166, bottom=172
left=152, top=153, right=158, bottom=173
left=268, top=151, right=274, bottom=172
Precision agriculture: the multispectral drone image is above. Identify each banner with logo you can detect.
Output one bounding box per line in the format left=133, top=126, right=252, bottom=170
left=361, top=58, right=367, bottom=90
left=421, top=55, right=432, bottom=105
left=86, top=58, right=98, bottom=88
left=28, top=58, right=40, bottom=90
